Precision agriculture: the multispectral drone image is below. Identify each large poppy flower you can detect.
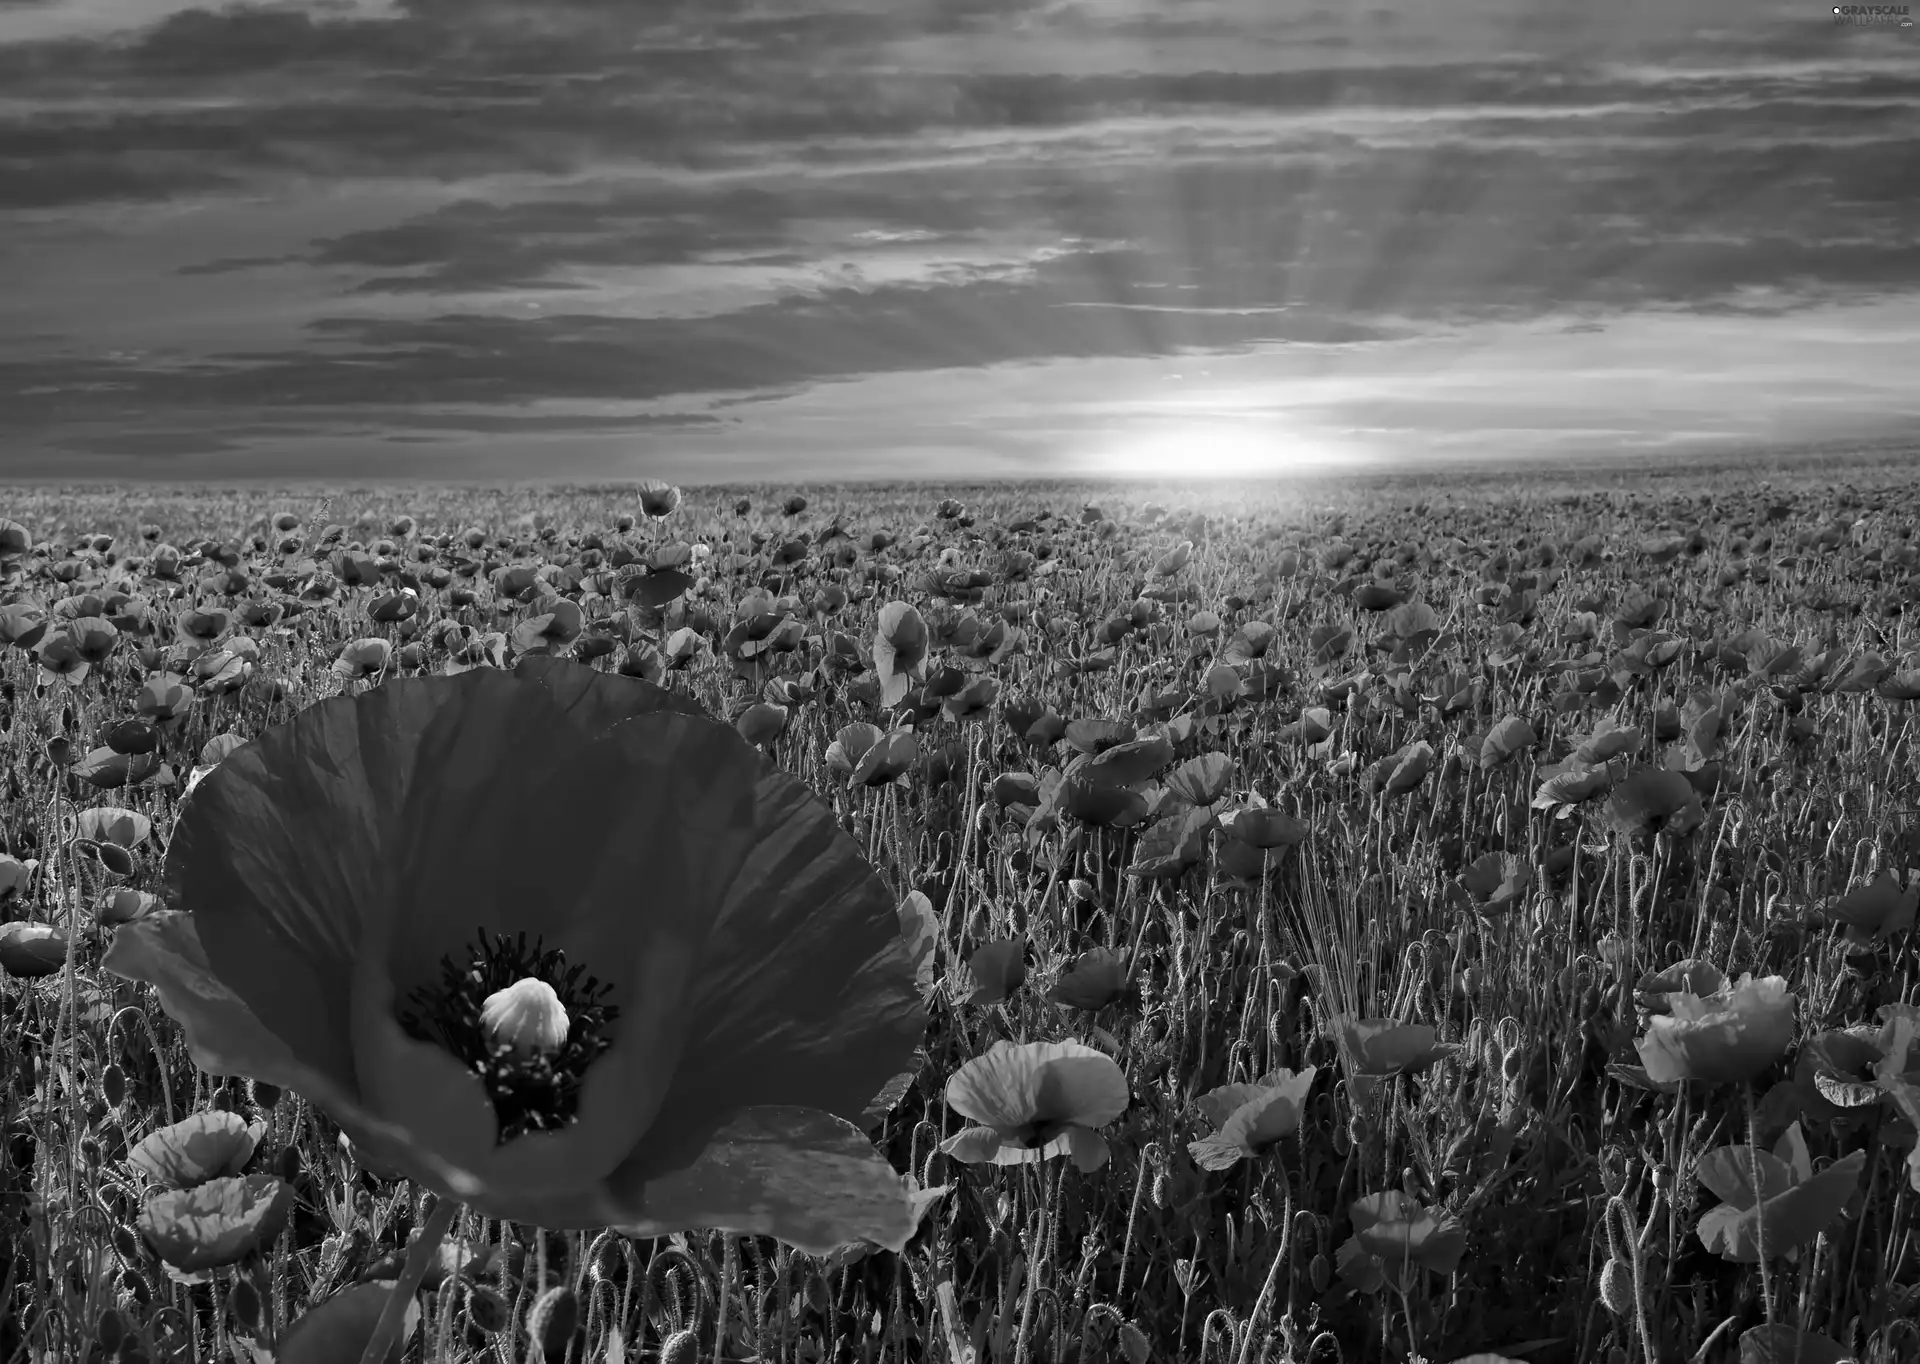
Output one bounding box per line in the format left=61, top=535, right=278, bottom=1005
left=1636, top=974, right=1794, bottom=1087
left=101, top=656, right=927, bottom=1254
left=939, top=1040, right=1130, bottom=1173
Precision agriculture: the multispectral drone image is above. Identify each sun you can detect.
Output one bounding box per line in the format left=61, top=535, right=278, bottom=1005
left=1076, top=420, right=1342, bottom=479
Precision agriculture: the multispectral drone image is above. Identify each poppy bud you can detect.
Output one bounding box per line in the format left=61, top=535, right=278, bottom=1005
left=1308, top=1252, right=1332, bottom=1293
left=1598, top=1258, right=1634, bottom=1316
left=524, top=1284, right=579, bottom=1359
left=466, top=1283, right=511, bottom=1334
left=662, top=1328, right=701, bottom=1364
left=480, top=978, right=570, bottom=1058
left=229, top=1275, right=265, bottom=1335
left=111, top=1224, right=144, bottom=1265
left=96, top=1309, right=128, bottom=1353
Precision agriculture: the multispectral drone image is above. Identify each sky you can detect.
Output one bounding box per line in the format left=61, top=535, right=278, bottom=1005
left=0, top=0, right=1915, bottom=482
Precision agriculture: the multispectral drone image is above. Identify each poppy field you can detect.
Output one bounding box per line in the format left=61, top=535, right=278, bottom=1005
left=2, top=457, right=1919, bottom=1364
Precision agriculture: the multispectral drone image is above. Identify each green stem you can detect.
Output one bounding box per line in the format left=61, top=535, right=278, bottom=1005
left=356, top=1193, right=461, bottom=1364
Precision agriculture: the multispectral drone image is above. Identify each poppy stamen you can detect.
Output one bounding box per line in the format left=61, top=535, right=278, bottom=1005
left=396, top=927, right=620, bottom=1145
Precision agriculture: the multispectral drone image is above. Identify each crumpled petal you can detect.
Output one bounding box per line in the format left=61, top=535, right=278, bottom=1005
left=606, top=1107, right=920, bottom=1255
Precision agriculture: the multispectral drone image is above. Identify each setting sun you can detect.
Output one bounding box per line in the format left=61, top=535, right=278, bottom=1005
left=1072, top=418, right=1363, bottom=479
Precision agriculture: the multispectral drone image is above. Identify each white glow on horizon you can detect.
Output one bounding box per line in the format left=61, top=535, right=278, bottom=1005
left=1072, top=418, right=1364, bottom=478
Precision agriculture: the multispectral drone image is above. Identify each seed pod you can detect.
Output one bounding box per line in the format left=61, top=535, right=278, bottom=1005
left=524, top=1284, right=578, bottom=1361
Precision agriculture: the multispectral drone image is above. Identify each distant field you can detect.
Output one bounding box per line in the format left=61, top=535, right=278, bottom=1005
left=1, top=460, right=1917, bottom=1364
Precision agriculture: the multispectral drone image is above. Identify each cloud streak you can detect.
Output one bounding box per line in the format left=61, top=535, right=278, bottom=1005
left=0, top=0, right=1915, bottom=478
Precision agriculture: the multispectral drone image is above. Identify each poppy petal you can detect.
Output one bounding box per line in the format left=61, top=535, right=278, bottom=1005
left=610, top=757, right=926, bottom=1181
left=362, top=680, right=750, bottom=1012
left=1217, top=1088, right=1306, bottom=1151
left=101, top=912, right=483, bottom=1201
left=937, top=1126, right=1005, bottom=1164
left=1194, top=1082, right=1267, bottom=1133
left=506, top=658, right=922, bottom=1125
left=1064, top=1125, right=1110, bottom=1172
left=946, top=1040, right=1128, bottom=1131
left=511, top=654, right=707, bottom=727
left=609, top=1106, right=919, bottom=1255
left=164, top=675, right=483, bottom=1090
left=353, top=709, right=763, bottom=1201
left=104, top=913, right=358, bottom=1100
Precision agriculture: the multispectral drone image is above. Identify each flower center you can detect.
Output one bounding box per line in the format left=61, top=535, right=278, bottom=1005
left=1010, top=1117, right=1073, bottom=1148
left=396, top=928, right=619, bottom=1145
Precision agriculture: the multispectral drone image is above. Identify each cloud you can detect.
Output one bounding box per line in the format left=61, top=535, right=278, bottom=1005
left=1, top=0, right=1916, bottom=476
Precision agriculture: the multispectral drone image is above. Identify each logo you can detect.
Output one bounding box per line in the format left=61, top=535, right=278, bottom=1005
left=1832, top=4, right=1914, bottom=23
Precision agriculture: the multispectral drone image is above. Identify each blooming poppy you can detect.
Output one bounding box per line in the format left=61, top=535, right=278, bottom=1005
left=1608, top=768, right=1705, bottom=838
left=939, top=1040, right=1129, bottom=1173
left=102, top=656, right=927, bottom=1253
left=1046, top=947, right=1130, bottom=1012
left=872, top=602, right=930, bottom=707
left=637, top=480, right=682, bottom=519
left=1635, top=974, right=1794, bottom=1087
left=1457, top=852, right=1531, bottom=917
left=1693, top=1121, right=1864, bottom=1263
left=1825, top=869, right=1917, bottom=946
left=1187, top=1067, right=1318, bottom=1171
left=1634, top=959, right=1726, bottom=1014
left=1334, top=1191, right=1467, bottom=1293
left=1335, top=1018, right=1457, bottom=1078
